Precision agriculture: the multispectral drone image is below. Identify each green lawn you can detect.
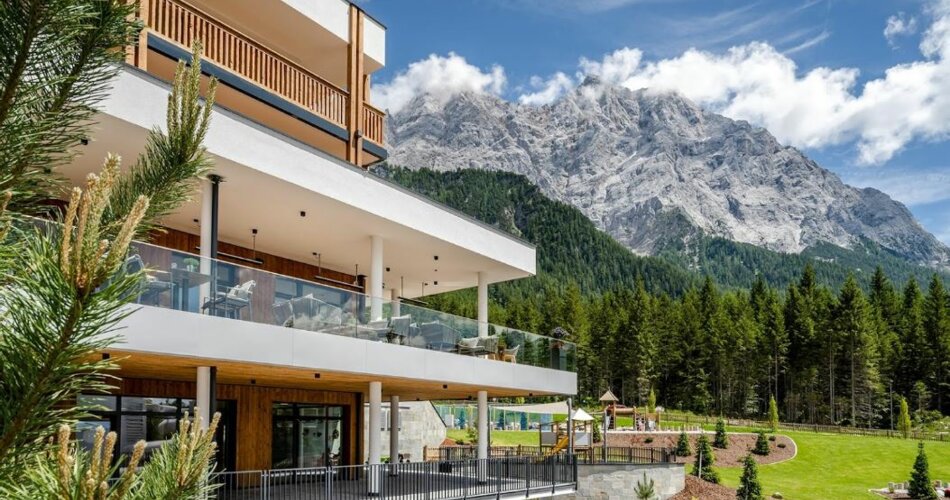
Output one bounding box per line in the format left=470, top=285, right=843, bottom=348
left=715, top=429, right=950, bottom=499
left=450, top=428, right=950, bottom=499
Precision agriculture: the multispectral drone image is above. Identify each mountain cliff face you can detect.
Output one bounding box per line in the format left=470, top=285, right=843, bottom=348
left=385, top=80, right=950, bottom=267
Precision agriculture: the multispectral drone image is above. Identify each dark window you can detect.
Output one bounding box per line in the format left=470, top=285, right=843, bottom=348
left=77, top=394, right=234, bottom=469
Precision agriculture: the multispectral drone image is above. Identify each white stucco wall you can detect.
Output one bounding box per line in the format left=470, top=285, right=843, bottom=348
left=100, top=69, right=535, bottom=278
left=119, top=306, right=577, bottom=396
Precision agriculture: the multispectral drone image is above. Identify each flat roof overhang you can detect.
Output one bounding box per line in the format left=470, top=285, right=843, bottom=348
left=104, top=306, right=577, bottom=399
left=65, top=68, right=535, bottom=298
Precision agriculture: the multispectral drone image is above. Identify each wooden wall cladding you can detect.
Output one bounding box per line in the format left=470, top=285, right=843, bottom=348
left=118, top=378, right=360, bottom=471
left=148, top=228, right=359, bottom=289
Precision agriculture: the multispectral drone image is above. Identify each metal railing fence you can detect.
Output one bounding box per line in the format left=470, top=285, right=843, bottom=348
left=210, top=455, right=577, bottom=499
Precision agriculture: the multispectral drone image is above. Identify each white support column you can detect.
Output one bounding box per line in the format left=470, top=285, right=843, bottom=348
left=389, top=395, right=399, bottom=463
left=477, top=390, right=488, bottom=483
left=477, top=272, right=488, bottom=338
left=477, top=391, right=488, bottom=459
left=370, top=236, right=384, bottom=321
left=390, top=288, right=400, bottom=317
left=368, top=381, right=382, bottom=494
left=196, top=366, right=212, bottom=430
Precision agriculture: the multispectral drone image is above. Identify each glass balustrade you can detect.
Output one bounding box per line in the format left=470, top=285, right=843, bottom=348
left=126, top=241, right=576, bottom=372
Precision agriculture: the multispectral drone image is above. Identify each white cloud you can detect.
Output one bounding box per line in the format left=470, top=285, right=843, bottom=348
left=885, top=12, right=919, bottom=47
left=784, top=29, right=831, bottom=55
left=518, top=72, right=574, bottom=106
left=518, top=0, right=950, bottom=165
left=378, top=0, right=950, bottom=165
left=372, top=53, right=506, bottom=114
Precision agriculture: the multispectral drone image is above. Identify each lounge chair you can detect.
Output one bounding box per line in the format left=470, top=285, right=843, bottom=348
left=502, top=345, right=520, bottom=363
left=386, top=315, right=412, bottom=344
left=203, top=280, right=256, bottom=319
left=124, top=255, right=174, bottom=305
left=272, top=299, right=293, bottom=327
left=458, top=335, right=499, bottom=356
left=419, top=321, right=461, bottom=352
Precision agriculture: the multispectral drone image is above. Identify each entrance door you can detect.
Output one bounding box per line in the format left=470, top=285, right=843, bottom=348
left=214, top=400, right=237, bottom=472
left=271, top=403, right=346, bottom=469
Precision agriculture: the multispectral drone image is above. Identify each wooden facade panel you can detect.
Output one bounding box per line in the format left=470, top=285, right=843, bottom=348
left=117, top=378, right=360, bottom=471
left=147, top=228, right=361, bottom=290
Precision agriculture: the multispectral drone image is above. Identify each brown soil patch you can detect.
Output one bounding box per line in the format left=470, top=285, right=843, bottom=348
left=670, top=474, right=737, bottom=500
left=604, top=432, right=796, bottom=468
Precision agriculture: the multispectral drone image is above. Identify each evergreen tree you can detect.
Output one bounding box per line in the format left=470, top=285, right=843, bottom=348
left=922, top=275, right=950, bottom=414
left=834, top=275, right=877, bottom=426
left=647, top=388, right=657, bottom=413
left=768, top=396, right=780, bottom=432
left=692, top=434, right=720, bottom=484
left=908, top=442, right=937, bottom=500
left=714, top=417, right=728, bottom=449
left=736, top=454, right=765, bottom=500
left=634, top=473, right=657, bottom=500
left=898, top=397, right=912, bottom=439
left=753, top=431, right=770, bottom=456
left=675, top=430, right=691, bottom=457
left=899, top=279, right=928, bottom=398
left=0, top=39, right=216, bottom=483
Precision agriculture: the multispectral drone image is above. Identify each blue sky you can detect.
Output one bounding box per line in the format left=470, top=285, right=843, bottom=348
left=359, top=0, right=950, bottom=244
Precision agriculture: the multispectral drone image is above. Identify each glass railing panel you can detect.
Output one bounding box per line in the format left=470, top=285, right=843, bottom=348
left=125, top=240, right=575, bottom=371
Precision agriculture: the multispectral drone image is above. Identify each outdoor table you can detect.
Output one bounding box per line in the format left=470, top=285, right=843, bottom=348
left=169, top=268, right=211, bottom=312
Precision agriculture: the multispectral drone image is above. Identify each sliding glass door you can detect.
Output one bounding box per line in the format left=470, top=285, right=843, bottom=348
left=272, top=403, right=345, bottom=469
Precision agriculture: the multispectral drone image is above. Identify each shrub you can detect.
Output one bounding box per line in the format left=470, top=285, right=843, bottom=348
left=675, top=430, right=691, bottom=457
left=713, top=418, right=728, bottom=449
left=899, top=397, right=912, bottom=439
left=644, top=437, right=654, bottom=444
left=768, top=435, right=777, bottom=442
left=737, top=454, right=765, bottom=500
left=634, top=472, right=657, bottom=500
left=777, top=443, right=786, bottom=449
left=753, top=431, right=770, bottom=456
left=909, top=442, right=937, bottom=500
left=691, top=434, right=720, bottom=484
left=767, top=396, right=779, bottom=433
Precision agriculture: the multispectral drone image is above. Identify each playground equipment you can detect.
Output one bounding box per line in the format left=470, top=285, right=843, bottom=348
left=494, top=401, right=594, bottom=456
left=599, top=389, right=662, bottom=430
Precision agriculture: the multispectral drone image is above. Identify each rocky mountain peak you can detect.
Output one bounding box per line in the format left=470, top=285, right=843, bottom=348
left=385, top=84, right=950, bottom=267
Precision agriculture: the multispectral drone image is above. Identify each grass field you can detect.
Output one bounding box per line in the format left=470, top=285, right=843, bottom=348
left=716, top=428, right=950, bottom=499
left=450, top=427, right=950, bottom=499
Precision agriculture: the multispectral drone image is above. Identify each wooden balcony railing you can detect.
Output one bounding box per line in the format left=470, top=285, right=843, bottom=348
left=363, top=104, right=385, bottom=145
left=139, top=0, right=385, bottom=149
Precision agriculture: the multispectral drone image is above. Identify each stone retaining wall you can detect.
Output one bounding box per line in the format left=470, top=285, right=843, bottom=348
left=568, top=463, right=685, bottom=500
